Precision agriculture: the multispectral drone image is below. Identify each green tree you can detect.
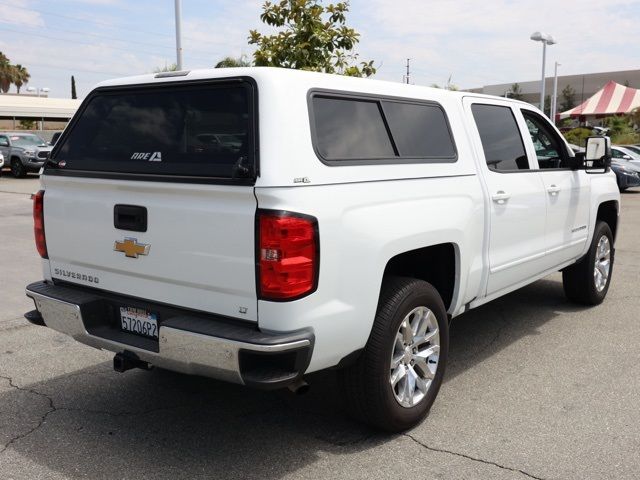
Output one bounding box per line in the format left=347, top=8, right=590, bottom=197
left=215, top=56, right=252, bottom=68
left=153, top=63, right=178, bottom=73
left=248, top=0, right=375, bottom=77
left=507, top=83, right=524, bottom=100
left=0, top=51, right=15, bottom=93
left=560, top=85, right=576, bottom=112
left=71, top=75, right=77, bottom=99
left=544, top=94, right=551, bottom=116
left=18, top=119, right=35, bottom=130
left=13, top=64, right=30, bottom=93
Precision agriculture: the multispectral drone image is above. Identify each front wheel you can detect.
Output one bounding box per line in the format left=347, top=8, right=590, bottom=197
left=11, top=159, right=26, bottom=178
left=563, top=221, right=614, bottom=305
left=339, top=277, right=449, bottom=432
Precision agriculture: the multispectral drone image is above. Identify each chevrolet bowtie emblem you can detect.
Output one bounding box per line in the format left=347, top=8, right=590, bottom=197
left=114, top=237, right=150, bottom=258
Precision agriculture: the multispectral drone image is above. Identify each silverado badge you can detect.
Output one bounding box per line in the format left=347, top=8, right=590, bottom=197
left=114, top=238, right=150, bottom=258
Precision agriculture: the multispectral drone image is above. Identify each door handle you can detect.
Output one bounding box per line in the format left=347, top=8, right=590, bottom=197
left=114, top=204, right=148, bottom=232
left=547, top=184, right=561, bottom=196
left=491, top=191, right=511, bottom=204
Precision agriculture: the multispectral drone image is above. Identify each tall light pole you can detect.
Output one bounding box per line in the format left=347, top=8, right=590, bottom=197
left=530, top=31, right=556, bottom=113
left=174, top=0, right=183, bottom=70
left=550, top=61, right=561, bottom=123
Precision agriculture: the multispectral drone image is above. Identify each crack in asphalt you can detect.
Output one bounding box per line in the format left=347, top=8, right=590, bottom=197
left=0, top=374, right=183, bottom=455
left=0, top=374, right=56, bottom=455
left=404, top=433, right=548, bottom=480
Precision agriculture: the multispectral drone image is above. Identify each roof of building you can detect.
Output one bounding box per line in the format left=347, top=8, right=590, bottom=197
left=0, top=94, right=81, bottom=119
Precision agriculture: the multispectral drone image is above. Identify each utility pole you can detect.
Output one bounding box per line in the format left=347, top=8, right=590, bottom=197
left=174, top=0, right=183, bottom=70
left=405, top=58, right=410, bottom=84
left=550, top=61, right=560, bottom=122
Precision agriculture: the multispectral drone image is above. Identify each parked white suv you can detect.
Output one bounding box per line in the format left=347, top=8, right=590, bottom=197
left=25, top=68, right=619, bottom=431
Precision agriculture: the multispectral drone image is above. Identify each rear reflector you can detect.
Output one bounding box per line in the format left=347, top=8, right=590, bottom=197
left=33, top=190, right=48, bottom=258
left=257, top=211, right=319, bottom=301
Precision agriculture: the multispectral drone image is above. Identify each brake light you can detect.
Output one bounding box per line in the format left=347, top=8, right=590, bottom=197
left=257, top=211, right=319, bottom=300
left=33, top=190, right=48, bottom=258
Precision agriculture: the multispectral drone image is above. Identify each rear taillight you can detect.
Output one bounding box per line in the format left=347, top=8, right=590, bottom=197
left=33, top=190, right=48, bottom=258
left=257, top=211, right=319, bottom=301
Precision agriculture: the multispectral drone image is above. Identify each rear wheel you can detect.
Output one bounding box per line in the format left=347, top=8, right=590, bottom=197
left=11, top=159, right=26, bottom=178
left=339, top=277, right=448, bottom=432
left=563, top=221, right=614, bottom=305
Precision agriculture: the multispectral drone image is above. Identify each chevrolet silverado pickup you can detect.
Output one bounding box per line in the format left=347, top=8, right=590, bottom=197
left=24, top=68, right=620, bottom=431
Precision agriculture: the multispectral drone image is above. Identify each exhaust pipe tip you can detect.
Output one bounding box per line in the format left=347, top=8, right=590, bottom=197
left=287, top=378, right=310, bottom=395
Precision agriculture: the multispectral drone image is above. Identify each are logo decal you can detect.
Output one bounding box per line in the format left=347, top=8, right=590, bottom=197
left=131, top=152, right=162, bottom=162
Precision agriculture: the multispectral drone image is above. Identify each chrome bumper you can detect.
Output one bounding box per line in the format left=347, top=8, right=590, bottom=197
left=26, top=281, right=313, bottom=388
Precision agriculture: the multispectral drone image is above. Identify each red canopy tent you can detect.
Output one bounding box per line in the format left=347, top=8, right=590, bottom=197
left=559, top=81, right=640, bottom=120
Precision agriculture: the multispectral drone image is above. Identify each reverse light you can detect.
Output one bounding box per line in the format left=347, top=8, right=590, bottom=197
left=33, top=190, right=48, bottom=258
left=257, top=211, right=319, bottom=301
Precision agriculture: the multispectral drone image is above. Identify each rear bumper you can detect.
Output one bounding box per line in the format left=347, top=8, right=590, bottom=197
left=25, top=281, right=314, bottom=389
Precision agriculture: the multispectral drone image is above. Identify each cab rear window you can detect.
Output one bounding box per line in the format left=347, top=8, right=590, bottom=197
left=52, top=81, right=256, bottom=180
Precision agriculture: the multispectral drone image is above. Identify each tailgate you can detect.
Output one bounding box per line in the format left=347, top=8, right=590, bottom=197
left=42, top=176, right=258, bottom=321
left=41, top=77, right=259, bottom=321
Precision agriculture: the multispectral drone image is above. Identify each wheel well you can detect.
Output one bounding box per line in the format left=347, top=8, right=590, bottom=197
left=596, top=201, right=618, bottom=241
left=11, top=156, right=21, bottom=164
left=383, top=243, right=456, bottom=311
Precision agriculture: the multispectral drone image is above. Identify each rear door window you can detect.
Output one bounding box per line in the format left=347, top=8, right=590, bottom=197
left=471, top=104, right=529, bottom=171
left=52, top=81, right=256, bottom=180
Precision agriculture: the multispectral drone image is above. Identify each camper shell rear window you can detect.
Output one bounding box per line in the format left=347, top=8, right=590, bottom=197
left=49, top=79, right=258, bottom=183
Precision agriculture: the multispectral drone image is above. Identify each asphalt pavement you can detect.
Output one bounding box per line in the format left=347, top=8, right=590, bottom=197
left=1, top=175, right=639, bottom=480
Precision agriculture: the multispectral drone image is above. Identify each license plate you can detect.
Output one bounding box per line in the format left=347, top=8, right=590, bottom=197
left=120, top=307, right=158, bottom=339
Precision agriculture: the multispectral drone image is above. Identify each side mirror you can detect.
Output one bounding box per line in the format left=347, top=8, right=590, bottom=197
left=576, top=136, right=611, bottom=173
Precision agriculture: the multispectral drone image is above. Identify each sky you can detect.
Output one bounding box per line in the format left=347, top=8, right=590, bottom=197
left=0, top=0, right=639, bottom=99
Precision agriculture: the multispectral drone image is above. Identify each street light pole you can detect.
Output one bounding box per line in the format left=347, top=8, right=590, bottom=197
left=530, top=31, right=556, bottom=113
left=174, top=0, right=183, bottom=70
left=551, top=61, right=561, bottom=123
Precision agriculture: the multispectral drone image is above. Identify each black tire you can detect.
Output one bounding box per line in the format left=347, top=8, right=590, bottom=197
left=339, top=277, right=449, bottom=432
left=11, top=159, right=26, bottom=178
left=563, top=221, right=614, bottom=305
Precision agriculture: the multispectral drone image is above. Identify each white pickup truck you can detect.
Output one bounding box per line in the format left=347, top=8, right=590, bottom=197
left=25, top=68, right=619, bottom=432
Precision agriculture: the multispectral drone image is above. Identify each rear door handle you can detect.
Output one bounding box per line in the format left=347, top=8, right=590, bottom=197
left=491, top=191, right=511, bottom=204
left=547, top=184, right=561, bottom=196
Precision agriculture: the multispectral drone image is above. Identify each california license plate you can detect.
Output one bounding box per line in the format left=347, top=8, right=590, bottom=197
left=120, top=307, right=158, bottom=339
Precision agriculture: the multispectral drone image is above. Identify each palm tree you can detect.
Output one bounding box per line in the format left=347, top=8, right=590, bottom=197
left=13, top=64, right=30, bottom=93
left=0, top=51, right=14, bottom=93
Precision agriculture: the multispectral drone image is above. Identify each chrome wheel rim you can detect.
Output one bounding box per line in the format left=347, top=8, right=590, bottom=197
left=594, top=235, right=611, bottom=293
left=390, top=306, right=440, bottom=408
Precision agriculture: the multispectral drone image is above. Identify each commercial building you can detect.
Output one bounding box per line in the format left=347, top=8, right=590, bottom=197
left=0, top=93, right=81, bottom=132
left=467, top=69, right=640, bottom=111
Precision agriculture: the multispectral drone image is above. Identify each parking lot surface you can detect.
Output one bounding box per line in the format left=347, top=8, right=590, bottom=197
left=1, top=176, right=639, bottom=480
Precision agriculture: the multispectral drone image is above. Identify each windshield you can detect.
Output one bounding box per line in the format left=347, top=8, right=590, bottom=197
left=11, top=135, right=47, bottom=147
left=52, top=81, right=256, bottom=180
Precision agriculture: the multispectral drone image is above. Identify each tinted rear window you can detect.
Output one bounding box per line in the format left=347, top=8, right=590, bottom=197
left=52, top=82, right=255, bottom=179
left=382, top=101, right=456, bottom=158
left=471, top=104, right=528, bottom=171
left=311, top=94, right=456, bottom=163
left=312, top=97, right=395, bottom=160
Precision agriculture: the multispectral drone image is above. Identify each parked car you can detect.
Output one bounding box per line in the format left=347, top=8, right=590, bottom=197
left=0, top=132, right=53, bottom=178
left=620, top=145, right=640, bottom=156
left=611, top=158, right=640, bottom=192
left=611, top=146, right=640, bottom=166
left=24, top=68, right=620, bottom=432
